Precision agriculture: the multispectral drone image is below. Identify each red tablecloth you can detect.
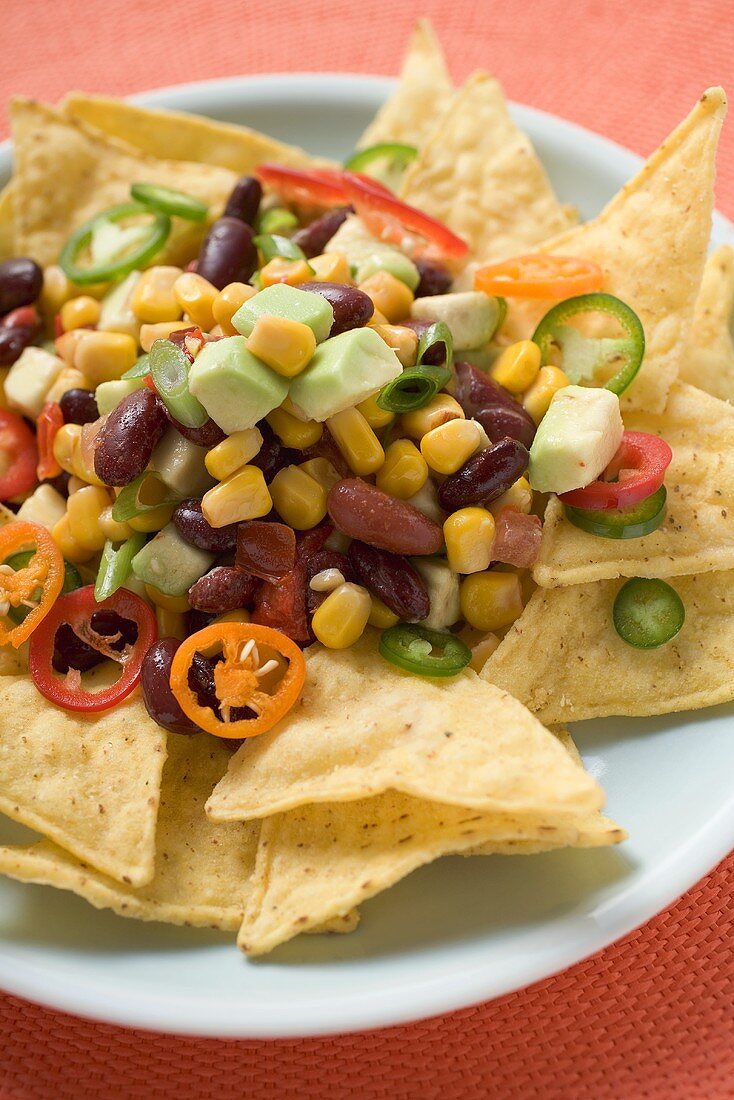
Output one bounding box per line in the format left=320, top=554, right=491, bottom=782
left=1, top=1, right=734, bottom=1095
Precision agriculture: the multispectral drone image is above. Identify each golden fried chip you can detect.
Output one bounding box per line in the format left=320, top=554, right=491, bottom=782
left=534, top=381, right=734, bottom=587
left=0, top=183, right=15, bottom=261
left=681, top=244, right=734, bottom=400
left=482, top=571, right=734, bottom=723
left=207, top=635, right=602, bottom=823
left=0, top=677, right=166, bottom=886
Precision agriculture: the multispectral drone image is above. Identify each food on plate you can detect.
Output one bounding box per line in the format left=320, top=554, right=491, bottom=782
left=0, top=19, right=729, bottom=956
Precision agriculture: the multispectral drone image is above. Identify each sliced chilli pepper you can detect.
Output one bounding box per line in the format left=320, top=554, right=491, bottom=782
left=379, top=623, right=471, bottom=678
left=257, top=207, right=299, bottom=234
left=253, top=233, right=309, bottom=263
left=59, top=202, right=171, bottom=286
left=532, top=292, right=645, bottom=396
left=565, top=485, right=667, bottom=539
left=29, top=585, right=157, bottom=712
left=256, top=164, right=349, bottom=207
left=560, top=431, right=673, bottom=511
left=5, top=551, right=81, bottom=624
left=474, top=254, right=604, bottom=299
left=131, top=182, right=208, bottom=223
left=169, top=623, right=307, bottom=739
left=36, top=401, right=64, bottom=481
left=0, top=521, right=65, bottom=647
left=612, top=578, right=685, bottom=649
left=344, top=143, right=417, bottom=190
left=0, top=409, right=38, bottom=501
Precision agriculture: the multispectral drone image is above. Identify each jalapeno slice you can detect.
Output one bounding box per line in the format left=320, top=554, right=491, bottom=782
left=344, top=143, right=418, bottom=189
left=131, top=182, right=208, bottom=223
left=59, top=202, right=171, bottom=286
left=379, top=623, right=471, bottom=677
left=565, top=485, right=667, bottom=539
left=612, top=577, right=685, bottom=649
left=253, top=233, right=309, bottom=264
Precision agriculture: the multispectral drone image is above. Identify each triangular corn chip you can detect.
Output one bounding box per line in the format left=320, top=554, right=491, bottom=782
left=534, top=381, right=734, bottom=587
left=482, top=571, right=734, bottom=723
left=399, top=71, right=574, bottom=263
left=681, top=244, right=734, bottom=400
left=0, top=677, right=166, bottom=886
left=207, top=635, right=603, bottom=823
left=504, top=88, right=727, bottom=413
left=62, top=92, right=333, bottom=174
left=357, top=20, right=453, bottom=150
left=10, top=99, right=240, bottom=268
left=0, top=184, right=15, bottom=261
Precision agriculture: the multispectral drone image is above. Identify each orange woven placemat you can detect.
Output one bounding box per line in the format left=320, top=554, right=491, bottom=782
left=1, top=1, right=734, bottom=1095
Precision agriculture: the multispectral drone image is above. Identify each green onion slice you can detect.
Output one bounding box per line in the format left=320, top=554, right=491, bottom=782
left=379, top=623, right=471, bottom=677
left=148, top=339, right=208, bottom=429
left=131, top=182, right=208, bottom=223
left=123, top=353, right=151, bottom=380
left=565, top=486, right=667, bottom=540
left=59, top=202, right=171, bottom=286
left=111, top=472, right=180, bottom=523
left=94, top=533, right=146, bottom=603
left=344, top=143, right=418, bottom=189
left=257, top=207, right=299, bottom=234
left=4, top=552, right=82, bottom=624
left=253, top=233, right=309, bottom=264
left=417, top=321, right=453, bottom=370
left=376, top=363, right=451, bottom=414
left=612, top=577, right=685, bottom=649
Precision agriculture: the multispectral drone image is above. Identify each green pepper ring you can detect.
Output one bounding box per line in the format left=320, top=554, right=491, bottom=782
left=59, top=202, right=171, bottom=286
left=131, top=182, right=208, bottom=223
left=565, top=485, right=667, bottom=540
left=344, top=142, right=418, bottom=174
left=612, top=577, right=685, bottom=649
left=379, top=623, right=472, bottom=677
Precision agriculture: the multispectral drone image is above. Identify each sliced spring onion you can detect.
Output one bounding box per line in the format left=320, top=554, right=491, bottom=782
left=379, top=623, right=471, bottom=677
left=344, top=143, right=418, bottom=189
left=148, top=339, right=208, bottom=429
left=131, top=182, right=208, bottom=223
left=612, top=577, right=685, bottom=649
left=253, top=233, right=308, bottom=263
left=565, top=485, right=667, bottom=540
left=4, top=552, right=82, bottom=625
left=417, top=320, right=453, bottom=370
left=111, top=472, right=180, bottom=524
left=94, top=533, right=146, bottom=602
left=59, top=202, right=171, bottom=286
left=376, top=363, right=452, bottom=414
left=123, top=353, right=151, bottom=380
left=257, top=207, right=299, bottom=234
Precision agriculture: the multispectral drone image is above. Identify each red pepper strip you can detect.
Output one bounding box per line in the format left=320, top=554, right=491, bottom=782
left=0, top=408, right=38, bottom=501
left=256, top=164, right=349, bottom=208
left=559, top=431, right=673, bottom=511
left=252, top=562, right=310, bottom=643
left=29, top=585, right=157, bottom=712
left=36, top=401, right=64, bottom=481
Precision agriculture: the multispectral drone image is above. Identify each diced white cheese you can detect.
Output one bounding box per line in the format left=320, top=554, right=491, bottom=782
left=16, top=484, right=67, bottom=530
left=528, top=385, right=624, bottom=495
left=4, top=347, right=65, bottom=418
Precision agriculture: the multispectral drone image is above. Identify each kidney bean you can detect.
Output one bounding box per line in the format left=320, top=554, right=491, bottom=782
left=454, top=361, right=536, bottom=447
left=59, top=387, right=99, bottom=426
left=414, top=259, right=453, bottom=298
left=188, top=565, right=258, bottom=614
left=186, top=608, right=214, bottom=636
left=0, top=258, right=43, bottom=315
left=173, top=498, right=238, bottom=553
left=298, top=281, right=373, bottom=336
left=93, top=388, right=168, bottom=486
left=249, top=421, right=299, bottom=483
left=305, top=548, right=354, bottom=612
left=292, top=206, right=352, bottom=258
left=474, top=403, right=536, bottom=448
left=2, top=305, right=40, bottom=331
left=196, top=216, right=257, bottom=290
left=223, top=176, right=262, bottom=226
left=438, top=438, right=529, bottom=512
left=328, top=479, right=443, bottom=555
left=141, top=637, right=200, bottom=735
left=236, top=520, right=296, bottom=581
left=168, top=413, right=226, bottom=447
left=401, top=319, right=448, bottom=366
left=0, top=325, right=37, bottom=367
left=348, top=541, right=429, bottom=621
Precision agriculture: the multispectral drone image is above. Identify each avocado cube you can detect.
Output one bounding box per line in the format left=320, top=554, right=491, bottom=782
left=188, top=335, right=288, bottom=434
left=95, top=377, right=145, bottom=416
left=411, top=292, right=503, bottom=350
left=132, top=523, right=214, bottom=597
left=232, top=284, right=334, bottom=343
left=528, top=385, right=623, bottom=495
left=149, top=427, right=214, bottom=497
left=289, top=327, right=402, bottom=422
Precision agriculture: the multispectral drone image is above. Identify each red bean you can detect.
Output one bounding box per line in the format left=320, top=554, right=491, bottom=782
left=0, top=258, right=42, bottom=315
left=438, top=438, right=529, bottom=511
left=0, top=325, right=37, bottom=367
left=141, top=638, right=200, bottom=735
left=298, top=281, right=373, bottom=336
left=348, top=541, right=429, bottom=621
left=93, top=388, right=168, bottom=486
left=223, top=177, right=262, bottom=226
left=196, top=217, right=257, bottom=290
left=454, top=361, right=536, bottom=447
left=60, top=388, right=99, bottom=426
left=188, top=566, right=258, bottom=614
left=328, top=479, right=443, bottom=555
left=292, top=206, right=352, bottom=258
left=414, top=259, right=452, bottom=297
left=168, top=413, right=226, bottom=447
left=474, top=403, right=535, bottom=449
left=249, top=421, right=299, bottom=483
left=173, top=499, right=238, bottom=553
left=236, top=520, right=296, bottom=581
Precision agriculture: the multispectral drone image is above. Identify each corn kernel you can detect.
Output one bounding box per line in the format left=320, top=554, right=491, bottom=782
left=45, top=366, right=88, bottom=405
left=212, top=609, right=251, bottom=625
left=246, top=315, right=316, bottom=378
left=60, top=295, right=101, bottom=332
left=40, top=265, right=74, bottom=319
left=53, top=423, right=104, bottom=485
left=267, top=406, right=323, bottom=449
left=355, top=392, right=394, bottom=430
left=145, top=584, right=190, bottom=613
left=156, top=607, right=187, bottom=640
left=522, top=365, right=570, bottom=425
left=173, top=272, right=218, bottom=331
left=311, top=582, right=371, bottom=649
left=212, top=282, right=256, bottom=335
left=358, top=271, right=414, bottom=323
left=368, top=595, right=400, bottom=629
left=460, top=571, right=524, bottom=631
left=51, top=514, right=94, bottom=564
left=421, top=419, right=482, bottom=475
left=488, top=477, right=533, bottom=518
left=444, top=508, right=496, bottom=574
left=124, top=473, right=176, bottom=533
left=130, top=266, right=183, bottom=324
left=401, top=394, right=464, bottom=439
left=367, top=308, right=389, bottom=327
left=327, top=408, right=384, bottom=476
left=73, top=331, right=138, bottom=385
left=66, top=485, right=112, bottom=552
left=55, top=329, right=92, bottom=366
left=468, top=631, right=501, bottom=672
left=205, top=428, right=263, bottom=481
left=201, top=465, right=272, bottom=528
left=376, top=439, right=428, bottom=500
left=260, top=258, right=313, bottom=288
left=99, top=506, right=133, bottom=542
left=372, top=324, right=419, bottom=367
left=309, top=252, right=351, bottom=283
left=67, top=477, right=86, bottom=496
left=491, top=340, right=542, bottom=395
left=299, top=457, right=341, bottom=491
left=270, top=465, right=327, bottom=530
left=139, top=321, right=187, bottom=353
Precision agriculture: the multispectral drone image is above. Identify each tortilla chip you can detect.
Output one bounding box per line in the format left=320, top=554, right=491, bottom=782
left=399, top=71, right=574, bottom=263
left=504, top=88, right=727, bottom=414
left=0, top=677, right=166, bottom=886
left=0, top=183, right=15, bottom=261
left=357, top=20, right=453, bottom=150
left=680, top=244, right=734, bottom=400
left=482, top=571, right=734, bottom=723
left=62, top=93, right=333, bottom=174
left=534, top=381, right=734, bottom=587
left=10, top=99, right=240, bottom=268
left=207, top=634, right=603, bottom=823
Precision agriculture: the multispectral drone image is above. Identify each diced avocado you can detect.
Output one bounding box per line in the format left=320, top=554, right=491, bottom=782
left=289, top=327, right=402, bottom=422
left=327, top=214, right=420, bottom=290
left=149, top=427, right=214, bottom=497
left=411, top=292, right=503, bottom=350
left=459, top=345, right=502, bottom=372
left=5, top=347, right=64, bottom=419
left=406, top=479, right=444, bottom=524
left=188, top=335, right=288, bottom=434
left=132, top=523, right=214, bottom=597
left=232, top=284, right=334, bottom=343
left=95, top=377, right=145, bottom=416
left=98, top=271, right=141, bottom=341
left=528, top=385, right=623, bottom=495
left=412, top=558, right=461, bottom=632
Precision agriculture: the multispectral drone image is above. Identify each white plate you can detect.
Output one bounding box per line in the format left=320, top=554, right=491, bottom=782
left=0, top=74, right=733, bottom=1039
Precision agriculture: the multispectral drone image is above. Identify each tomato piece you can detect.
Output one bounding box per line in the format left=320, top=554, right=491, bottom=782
left=0, top=409, right=38, bottom=500
left=36, top=401, right=64, bottom=481
left=474, top=254, right=605, bottom=299
left=559, top=431, right=673, bottom=511
left=29, top=585, right=157, bottom=712
left=169, top=623, right=307, bottom=738
left=0, top=521, right=65, bottom=647
left=252, top=562, right=310, bottom=642
left=256, top=164, right=348, bottom=208
left=491, top=508, right=542, bottom=568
